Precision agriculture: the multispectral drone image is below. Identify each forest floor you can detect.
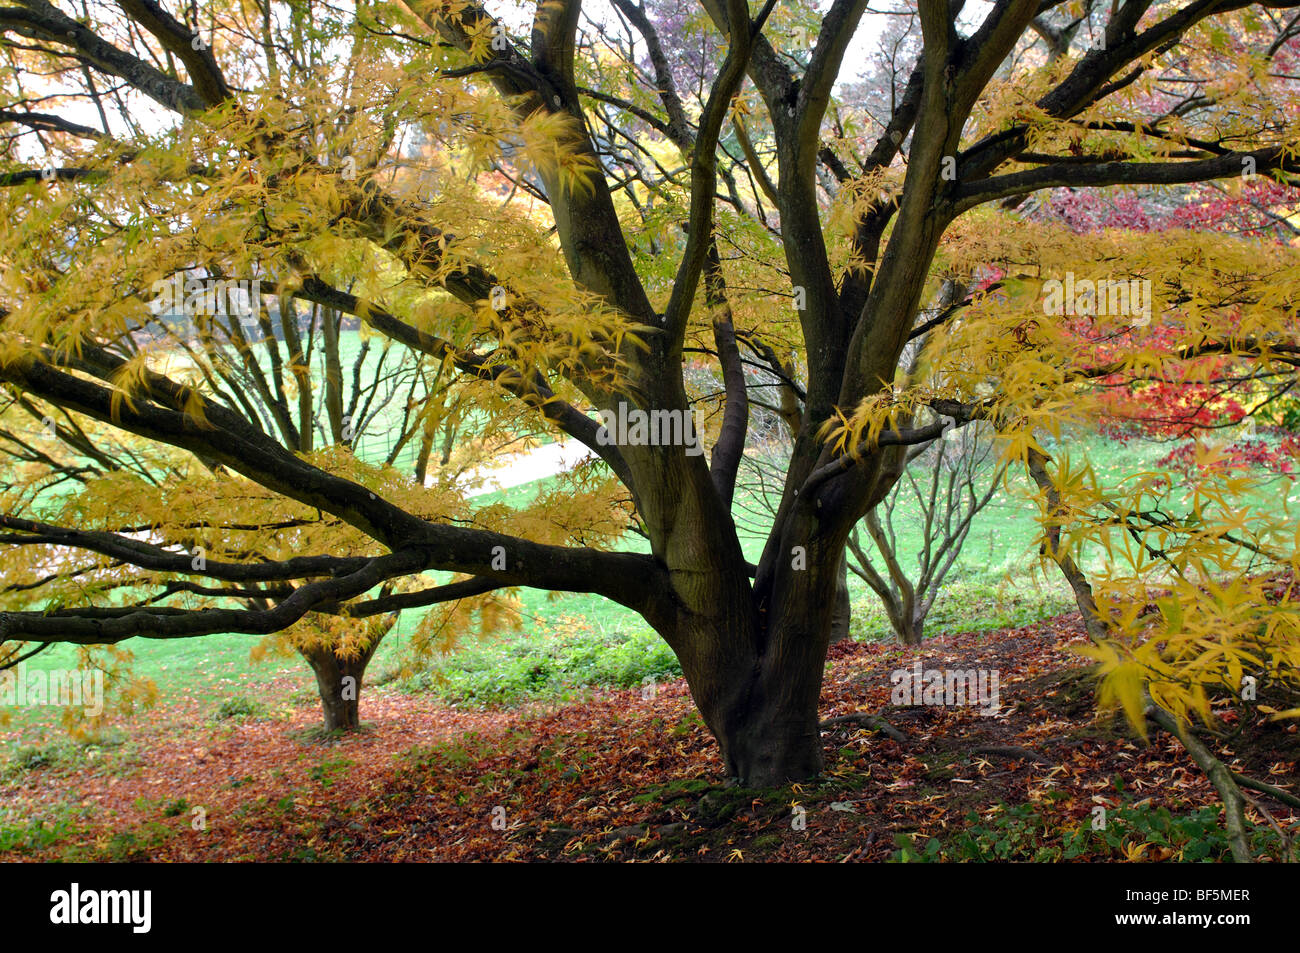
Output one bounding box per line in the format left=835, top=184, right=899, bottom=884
left=2, top=609, right=1297, bottom=862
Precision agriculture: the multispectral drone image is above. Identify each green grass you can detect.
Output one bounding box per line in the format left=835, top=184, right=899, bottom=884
left=0, top=633, right=301, bottom=735
left=0, top=803, right=89, bottom=856
left=848, top=572, right=1077, bottom=643
left=212, top=696, right=269, bottom=722
left=387, top=623, right=681, bottom=708
left=2, top=728, right=138, bottom=781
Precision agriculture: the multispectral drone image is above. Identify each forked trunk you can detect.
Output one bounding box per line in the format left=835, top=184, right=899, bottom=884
left=899, top=612, right=925, bottom=646
left=718, top=648, right=828, bottom=785
left=668, top=553, right=840, bottom=787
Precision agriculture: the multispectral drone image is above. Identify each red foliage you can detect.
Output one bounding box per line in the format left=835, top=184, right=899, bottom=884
left=1157, top=435, right=1300, bottom=478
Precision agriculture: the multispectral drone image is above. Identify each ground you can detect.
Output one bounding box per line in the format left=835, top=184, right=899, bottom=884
left=3, top=610, right=1295, bottom=862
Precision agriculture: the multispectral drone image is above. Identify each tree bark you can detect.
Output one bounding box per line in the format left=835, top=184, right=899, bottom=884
left=899, top=611, right=924, bottom=647
left=828, top=554, right=852, bottom=644
left=297, top=621, right=390, bottom=731
left=663, top=533, right=847, bottom=786
left=692, top=628, right=829, bottom=786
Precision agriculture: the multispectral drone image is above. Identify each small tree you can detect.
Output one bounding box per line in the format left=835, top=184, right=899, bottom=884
left=848, top=418, right=1003, bottom=645
left=259, top=609, right=399, bottom=732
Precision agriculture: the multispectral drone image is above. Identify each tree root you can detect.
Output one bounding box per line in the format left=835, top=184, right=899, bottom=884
left=820, top=713, right=908, bottom=742
left=971, top=744, right=1053, bottom=765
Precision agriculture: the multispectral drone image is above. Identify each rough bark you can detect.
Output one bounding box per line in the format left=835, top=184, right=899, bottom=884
left=829, top=555, right=852, bottom=644
left=658, top=520, right=850, bottom=785
left=297, top=622, right=390, bottom=732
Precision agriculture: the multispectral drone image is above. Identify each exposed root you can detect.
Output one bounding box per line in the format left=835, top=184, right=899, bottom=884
left=971, top=744, right=1052, bottom=766
left=820, top=713, right=908, bottom=743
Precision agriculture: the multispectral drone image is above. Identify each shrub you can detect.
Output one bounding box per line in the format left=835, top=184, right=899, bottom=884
left=212, top=696, right=266, bottom=722
left=398, top=627, right=682, bottom=707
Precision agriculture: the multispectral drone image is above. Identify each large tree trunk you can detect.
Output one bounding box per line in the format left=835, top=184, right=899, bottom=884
left=681, top=620, right=829, bottom=785
left=719, top=642, right=829, bottom=785
left=663, top=537, right=846, bottom=786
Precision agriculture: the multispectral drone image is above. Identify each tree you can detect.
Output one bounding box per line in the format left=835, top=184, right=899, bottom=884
left=2, top=0, right=1300, bottom=789
left=0, top=6, right=538, bottom=730
left=847, top=417, right=1004, bottom=645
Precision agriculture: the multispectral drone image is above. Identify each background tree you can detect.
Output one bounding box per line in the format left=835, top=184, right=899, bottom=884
left=847, top=417, right=1004, bottom=645
left=0, top=4, right=555, bottom=729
